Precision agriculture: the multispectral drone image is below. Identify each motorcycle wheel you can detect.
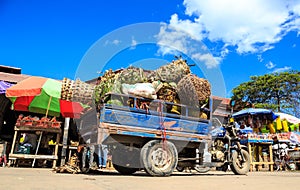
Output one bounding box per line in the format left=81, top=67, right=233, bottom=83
left=194, top=165, right=210, bottom=173
left=230, top=149, right=250, bottom=175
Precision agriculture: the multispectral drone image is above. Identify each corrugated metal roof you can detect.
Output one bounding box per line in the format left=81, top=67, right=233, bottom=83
left=212, top=95, right=231, bottom=105
left=0, top=72, right=30, bottom=83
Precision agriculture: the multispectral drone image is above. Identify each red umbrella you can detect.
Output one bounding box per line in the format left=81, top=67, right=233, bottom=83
left=60, top=100, right=84, bottom=118
left=6, top=76, right=84, bottom=118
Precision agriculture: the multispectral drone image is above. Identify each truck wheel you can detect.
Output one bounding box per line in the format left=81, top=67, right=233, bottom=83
left=194, top=165, right=210, bottom=173
left=176, top=165, right=184, bottom=172
left=141, top=140, right=178, bottom=177
left=230, top=149, right=250, bottom=175
left=112, top=146, right=141, bottom=175
left=112, top=164, right=139, bottom=175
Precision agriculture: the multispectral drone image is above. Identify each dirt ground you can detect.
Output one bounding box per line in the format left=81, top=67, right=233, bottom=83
left=1, top=167, right=300, bottom=190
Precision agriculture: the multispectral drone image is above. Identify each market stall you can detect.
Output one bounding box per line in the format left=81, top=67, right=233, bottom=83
left=5, top=76, right=85, bottom=168
left=9, top=116, right=62, bottom=168
left=233, top=108, right=300, bottom=171
left=233, top=108, right=279, bottom=171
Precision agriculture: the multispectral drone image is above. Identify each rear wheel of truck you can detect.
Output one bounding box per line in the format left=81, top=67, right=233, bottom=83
left=194, top=165, right=210, bottom=173
left=112, top=146, right=140, bottom=175
left=112, top=164, right=139, bottom=175
left=230, top=149, right=250, bottom=175
left=141, top=140, right=178, bottom=177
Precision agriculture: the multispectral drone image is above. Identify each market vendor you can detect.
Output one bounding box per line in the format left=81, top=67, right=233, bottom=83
left=20, top=132, right=39, bottom=153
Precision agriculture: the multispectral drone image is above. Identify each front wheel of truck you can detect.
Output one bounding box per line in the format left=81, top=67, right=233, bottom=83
left=141, top=140, right=178, bottom=177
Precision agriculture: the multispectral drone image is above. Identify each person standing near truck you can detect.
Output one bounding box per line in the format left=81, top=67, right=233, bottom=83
left=78, top=107, right=99, bottom=172
left=97, top=144, right=108, bottom=169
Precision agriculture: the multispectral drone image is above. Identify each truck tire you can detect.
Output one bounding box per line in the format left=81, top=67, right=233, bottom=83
left=176, top=166, right=184, bottom=172
left=230, top=149, right=250, bottom=175
left=194, top=165, right=210, bottom=173
left=141, top=140, right=178, bottom=177
left=112, top=145, right=141, bottom=175
left=112, top=164, right=139, bottom=175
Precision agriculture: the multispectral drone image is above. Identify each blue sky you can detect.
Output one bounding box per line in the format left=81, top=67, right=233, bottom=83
left=1, top=0, right=300, bottom=98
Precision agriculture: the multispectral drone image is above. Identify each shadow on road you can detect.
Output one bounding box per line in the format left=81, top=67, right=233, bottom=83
left=68, top=169, right=236, bottom=177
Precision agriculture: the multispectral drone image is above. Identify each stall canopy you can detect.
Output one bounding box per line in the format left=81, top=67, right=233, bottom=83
left=232, top=108, right=278, bottom=121
left=275, top=112, right=300, bottom=125
left=0, top=81, right=13, bottom=94
left=5, top=76, right=84, bottom=118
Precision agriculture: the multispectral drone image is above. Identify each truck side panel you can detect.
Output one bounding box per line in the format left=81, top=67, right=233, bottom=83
left=100, top=106, right=210, bottom=135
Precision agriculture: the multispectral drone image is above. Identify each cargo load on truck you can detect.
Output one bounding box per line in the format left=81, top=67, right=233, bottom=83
left=93, top=56, right=211, bottom=119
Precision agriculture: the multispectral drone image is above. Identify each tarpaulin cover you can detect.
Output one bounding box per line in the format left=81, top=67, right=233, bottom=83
left=232, top=108, right=278, bottom=121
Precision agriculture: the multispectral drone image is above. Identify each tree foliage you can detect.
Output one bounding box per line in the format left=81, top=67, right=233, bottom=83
left=231, top=71, right=300, bottom=117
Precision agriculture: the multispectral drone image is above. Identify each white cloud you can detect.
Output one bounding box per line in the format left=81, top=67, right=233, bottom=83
left=130, top=37, right=137, bottom=50
left=192, top=53, right=220, bottom=68
left=257, top=55, right=264, bottom=62
left=220, top=46, right=229, bottom=58
left=157, top=21, right=221, bottom=68
left=104, top=39, right=121, bottom=46
left=156, top=23, right=190, bottom=55
left=157, top=0, right=300, bottom=68
left=272, top=66, right=292, bottom=73
left=265, top=61, right=276, bottom=69
left=112, top=39, right=121, bottom=45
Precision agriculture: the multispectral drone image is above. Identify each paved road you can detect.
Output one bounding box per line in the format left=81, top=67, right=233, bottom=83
left=1, top=168, right=299, bottom=190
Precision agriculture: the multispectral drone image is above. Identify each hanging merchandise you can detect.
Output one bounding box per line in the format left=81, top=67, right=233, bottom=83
left=289, top=124, right=299, bottom=132
left=247, top=115, right=253, bottom=128
left=275, top=112, right=300, bottom=125
left=276, top=117, right=283, bottom=130
left=282, top=120, right=289, bottom=132
left=268, top=122, right=276, bottom=134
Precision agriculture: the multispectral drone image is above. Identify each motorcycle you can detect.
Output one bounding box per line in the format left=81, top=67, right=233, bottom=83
left=193, top=118, right=251, bottom=175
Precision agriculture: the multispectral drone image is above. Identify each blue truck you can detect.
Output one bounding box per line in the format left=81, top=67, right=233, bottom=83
left=93, top=92, right=250, bottom=176
left=92, top=92, right=211, bottom=176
